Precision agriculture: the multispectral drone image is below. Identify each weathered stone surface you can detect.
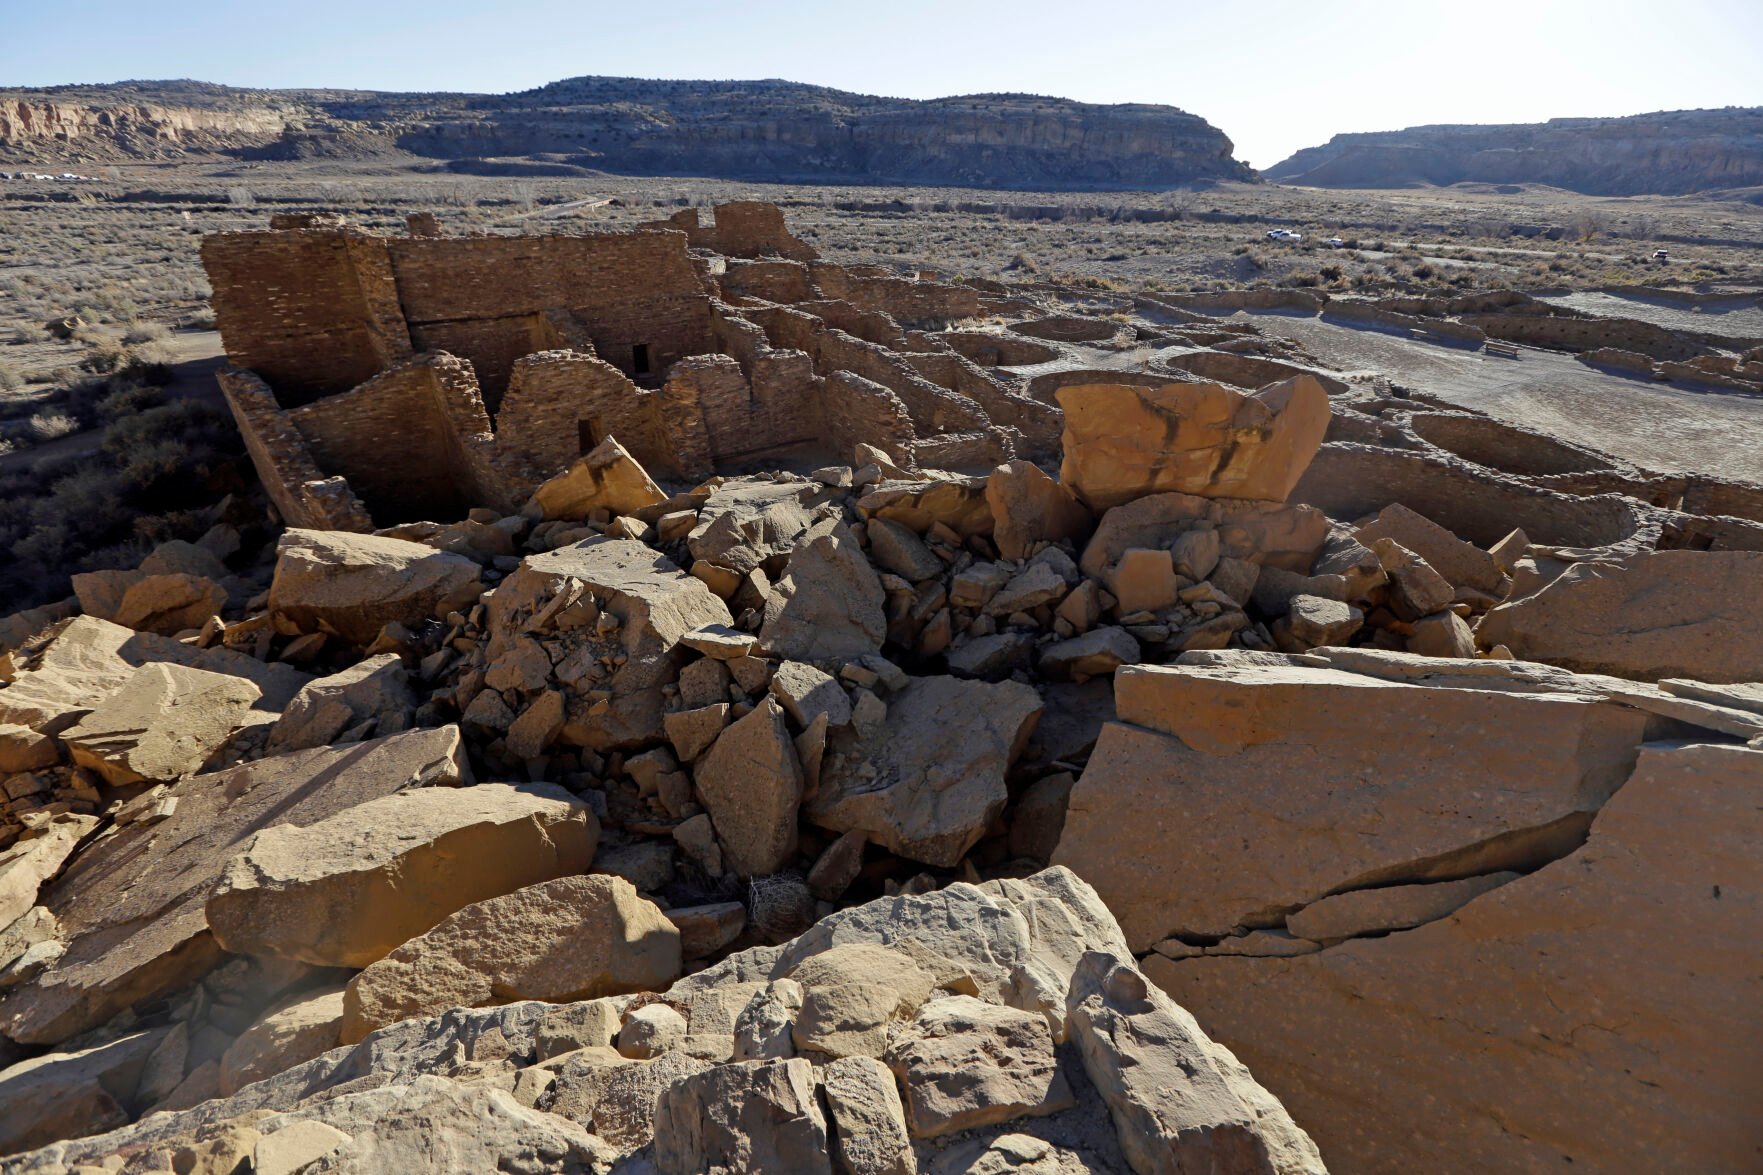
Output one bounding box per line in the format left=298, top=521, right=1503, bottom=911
left=1479, top=550, right=1763, bottom=682
left=0, top=723, right=58, bottom=774
left=1355, top=502, right=1502, bottom=593
left=886, top=995, right=1073, bottom=1139
left=947, top=632, right=1034, bottom=681
left=0, top=1025, right=170, bottom=1155
left=1067, top=952, right=1326, bottom=1175
left=988, top=459, right=1092, bottom=562
left=1285, top=595, right=1362, bottom=649
left=689, top=479, right=837, bottom=574
left=692, top=697, right=804, bottom=877
left=866, top=515, right=945, bottom=581
left=769, top=660, right=852, bottom=728
left=1057, top=376, right=1330, bottom=511
left=0, top=726, right=470, bottom=1046
left=218, top=985, right=347, bottom=1097
left=788, top=942, right=936, bottom=1060
left=1150, top=742, right=1763, bottom=1175
left=207, top=782, right=598, bottom=968
left=667, top=901, right=747, bottom=961
left=265, top=654, right=415, bottom=755
left=70, top=569, right=230, bottom=638
left=760, top=519, right=888, bottom=666
left=664, top=702, right=728, bottom=762
left=1079, top=492, right=1327, bottom=579
left=1284, top=873, right=1516, bottom=945
left=529, top=434, right=667, bottom=519
left=1037, top=627, right=1139, bottom=681
left=61, top=662, right=262, bottom=786
left=859, top=477, right=993, bottom=539
left=653, top=1057, right=832, bottom=1174
left=268, top=529, right=483, bottom=646
left=1406, top=610, right=1476, bottom=658
left=342, top=875, right=679, bottom=1043
left=1054, top=663, right=1648, bottom=950
left=810, top=676, right=1042, bottom=867
left=1371, top=539, right=1455, bottom=620
left=0, top=615, right=305, bottom=735
left=0, top=815, right=96, bottom=938
left=546, top=1046, right=707, bottom=1150
left=821, top=1054, right=916, bottom=1175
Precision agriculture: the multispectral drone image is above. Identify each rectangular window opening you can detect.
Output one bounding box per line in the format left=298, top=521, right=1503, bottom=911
left=631, top=343, right=651, bottom=376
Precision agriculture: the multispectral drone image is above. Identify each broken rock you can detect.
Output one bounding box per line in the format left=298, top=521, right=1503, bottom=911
left=268, top=529, right=483, bottom=646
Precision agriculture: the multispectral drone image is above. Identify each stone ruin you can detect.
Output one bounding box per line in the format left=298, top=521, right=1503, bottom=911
left=204, top=201, right=1055, bottom=531
left=0, top=201, right=1760, bottom=1173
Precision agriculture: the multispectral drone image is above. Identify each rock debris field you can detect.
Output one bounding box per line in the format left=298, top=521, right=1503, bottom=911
left=0, top=203, right=1760, bottom=1174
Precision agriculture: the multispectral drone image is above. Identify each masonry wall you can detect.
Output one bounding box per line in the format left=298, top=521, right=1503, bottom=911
left=645, top=203, right=819, bottom=261
left=497, top=351, right=660, bottom=481
left=821, top=371, right=916, bottom=467
left=810, top=264, right=980, bottom=327
left=216, top=367, right=374, bottom=532
left=287, top=358, right=474, bottom=523
left=719, top=260, right=814, bottom=304
left=905, top=351, right=1061, bottom=457
left=386, top=230, right=716, bottom=385
left=1463, top=312, right=1709, bottom=362
left=202, top=230, right=413, bottom=405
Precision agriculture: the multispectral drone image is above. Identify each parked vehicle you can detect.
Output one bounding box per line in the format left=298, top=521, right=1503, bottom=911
left=1325, top=237, right=1346, bottom=248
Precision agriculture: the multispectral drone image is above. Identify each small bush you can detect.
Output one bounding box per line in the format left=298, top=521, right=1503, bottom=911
left=28, top=412, right=80, bottom=442
left=0, top=365, right=19, bottom=392
left=122, top=322, right=170, bottom=346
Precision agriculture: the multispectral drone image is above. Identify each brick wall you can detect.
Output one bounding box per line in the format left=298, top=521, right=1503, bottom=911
left=216, top=367, right=374, bottom=532
left=499, top=350, right=667, bottom=480
left=821, top=371, right=915, bottom=467
left=202, top=229, right=413, bottom=405
left=719, top=260, right=814, bottom=304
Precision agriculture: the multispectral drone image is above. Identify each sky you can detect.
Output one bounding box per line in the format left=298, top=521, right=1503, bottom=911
left=3, top=0, right=1761, bottom=169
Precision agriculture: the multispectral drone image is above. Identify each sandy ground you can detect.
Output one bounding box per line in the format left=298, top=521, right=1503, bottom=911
left=1230, top=310, right=1763, bottom=483
left=1539, top=291, right=1763, bottom=339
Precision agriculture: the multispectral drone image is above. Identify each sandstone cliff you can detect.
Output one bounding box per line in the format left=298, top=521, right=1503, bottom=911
left=1264, top=107, right=1763, bottom=196
left=0, top=77, right=1252, bottom=189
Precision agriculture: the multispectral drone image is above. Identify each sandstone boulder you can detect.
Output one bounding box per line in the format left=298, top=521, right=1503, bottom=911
left=885, top=995, right=1073, bottom=1139
left=691, top=697, right=804, bottom=877
left=218, top=985, right=347, bottom=1097
left=528, top=434, right=667, bottom=520
left=820, top=1055, right=916, bottom=1175
left=0, top=1025, right=171, bottom=1155
left=1067, top=952, right=1326, bottom=1175
left=1079, top=491, right=1327, bottom=579
left=809, top=676, right=1042, bottom=867
left=0, top=726, right=471, bottom=1046
left=1478, top=549, right=1763, bottom=682
left=865, top=515, right=944, bottom=582
left=1054, top=663, right=1648, bottom=951
left=858, top=476, right=993, bottom=539
left=1149, top=742, right=1763, bottom=1174
left=0, top=615, right=305, bottom=735
left=264, top=654, right=415, bottom=755
left=341, top=875, right=679, bottom=1043
left=986, top=460, right=1092, bottom=562
left=653, top=1057, right=831, bottom=1174
left=268, top=529, right=483, bottom=646
left=760, top=519, right=888, bottom=666
left=72, top=569, right=229, bottom=637
left=1354, top=502, right=1501, bottom=593
left=1057, top=375, right=1330, bottom=511
left=207, top=782, right=598, bottom=968
left=688, top=479, right=839, bottom=574
left=60, top=662, right=262, bottom=786
left=0, top=814, right=96, bottom=933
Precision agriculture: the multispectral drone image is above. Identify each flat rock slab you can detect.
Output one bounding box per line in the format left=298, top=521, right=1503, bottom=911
left=809, top=675, right=1043, bottom=868
left=1054, top=663, right=1649, bottom=951
left=61, top=662, right=263, bottom=786
left=207, top=782, right=599, bottom=968
left=0, top=726, right=472, bottom=1046
left=1148, top=742, right=1763, bottom=1174
left=1478, top=549, right=1763, bottom=683
left=341, top=874, right=679, bottom=1043
left=268, top=529, right=484, bottom=646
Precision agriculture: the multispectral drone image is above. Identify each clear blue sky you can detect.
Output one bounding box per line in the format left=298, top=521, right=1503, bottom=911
left=3, top=0, right=1760, bottom=168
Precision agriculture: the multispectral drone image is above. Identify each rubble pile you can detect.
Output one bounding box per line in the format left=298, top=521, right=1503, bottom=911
left=1, top=205, right=1760, bottom=1173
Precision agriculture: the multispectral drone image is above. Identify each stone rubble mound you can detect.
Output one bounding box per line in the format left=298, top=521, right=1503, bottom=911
left=1, top=203, right=1761, bottom=1172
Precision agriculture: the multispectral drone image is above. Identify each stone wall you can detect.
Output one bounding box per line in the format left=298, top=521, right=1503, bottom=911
left=820, top=371, right=915, bottom=466
left=641, top=202, right=819, bottom=262
left=202, top=229, right=413, bottom=406
left=496, top=350, right=663, bottom=482
left=1463, top=311, right=1709, bottom=362
left=215, top=368, right=374, bottom=531
left=718, top=260, right=814, bottom=304
left=810, top=263, right=980, bottom=327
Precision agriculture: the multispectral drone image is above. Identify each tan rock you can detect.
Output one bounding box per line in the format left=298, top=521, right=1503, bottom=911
left=266, top=654, right=415, bottom=755
left=1284, top=873, right=1517, bottom=945
left=1285, top=594, right=1362, bottom=649
left=0, top=1025, right=171, bottom=1154
left=547, top=1047, right=708, bottom=1150
left=859, top=476, right=993, bottom=539
left=342, top=874, right=679, bottom=1043
left=1054, top=663, right=1648, bottom=951
left=664, top=702, right=728, bottom=762
left=268, top=529, right=483, bottom=646
left=886, top=995, right=1074, bottom=1139
left=1406, top=610, right=1477, bottom=658
left=0, top=724, right=58, bottom=773
left=987, top=460, right=1092, bottom=562
left=0, top=726, right=471, bottom=1045
left=692, top=697, right=804, bottom=877
left=529, top=434, right=667, bottom=520
left=61, top=662, right=262, bottom=786
left=0, top=814, right=96, bottom=933
left=1355, top=502, right=1502, bottom=593
left=1057, top=375, right=1330, bottom=511
left=653, top=1057, right=832, bottom=1174
left=769, top=660, right=852, bottom=728
left=207, top=782, right=597, bottom=968
left=1149, top=742, right=1763, bottom=1175
left=1067, top=952, right=1325, bottom=1175
left=218, top=985, right=346, bottom=1097
left=760, top=519, right=888, bottom=667
left=787, top=943, right=936, bottom=1059
left=688, top=479, right=839, bottom=575
left=809, top=676, right=1042, bottom=867
left=866, top=515, right=945, bottom=581
left=1037, top=627, right=1139, bottom=681
left=0, top=615, right=305, bottom=735
left=1478, top=550, right=1763, bottom=683
left=821, top=1054, right=917, bottom=1175
left=1106, top=548, right=1179, bottom=614
left=1079, top=491, right=1327, bottom=579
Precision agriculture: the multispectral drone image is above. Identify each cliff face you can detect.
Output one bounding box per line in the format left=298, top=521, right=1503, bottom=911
left=1264, top=108, right=1763, bottom=196
left=0, top=77, right=1251, bottom=189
